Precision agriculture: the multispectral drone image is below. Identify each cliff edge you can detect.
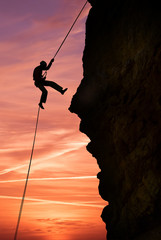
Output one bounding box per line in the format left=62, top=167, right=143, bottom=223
left=69, top=0, right=161, bottom=239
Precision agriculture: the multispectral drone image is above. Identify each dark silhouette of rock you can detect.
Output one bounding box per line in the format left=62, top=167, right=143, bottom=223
left=69, top=0, right=161, bottom=239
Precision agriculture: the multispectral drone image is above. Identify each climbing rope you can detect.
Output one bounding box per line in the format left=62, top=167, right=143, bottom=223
left=54, top=0, right=88, bottom=59
left=14, top=1, right=88, bottom=240
left=14, top=106, right=40, bottom=240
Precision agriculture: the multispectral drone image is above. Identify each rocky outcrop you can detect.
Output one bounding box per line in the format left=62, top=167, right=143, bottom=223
left=69, top=0, right=161, bottom=239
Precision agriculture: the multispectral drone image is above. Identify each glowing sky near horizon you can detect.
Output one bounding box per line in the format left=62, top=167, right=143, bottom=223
left=0, top=1, right=106, bottom=240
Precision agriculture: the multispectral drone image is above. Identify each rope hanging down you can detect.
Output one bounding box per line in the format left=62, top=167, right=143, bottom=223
left=14, top=106, right=40, bottom=240
left=14, top=1, right=88, bottom=240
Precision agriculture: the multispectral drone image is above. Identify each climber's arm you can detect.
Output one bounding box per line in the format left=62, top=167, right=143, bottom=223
left=46, top=58, right=54, bottom=70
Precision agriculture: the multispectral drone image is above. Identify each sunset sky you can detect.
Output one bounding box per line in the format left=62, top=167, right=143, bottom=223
left=0, top=1, right=106, bottom=239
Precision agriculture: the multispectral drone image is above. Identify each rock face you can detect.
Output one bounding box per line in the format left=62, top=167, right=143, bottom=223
left=69, top=0, right=161, bottom=239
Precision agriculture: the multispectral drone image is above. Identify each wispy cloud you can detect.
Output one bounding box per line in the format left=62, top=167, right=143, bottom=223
left=0, top=195, right=104, bottom=208
left=0, top=164, right=28, bottom=175
left=36, top=217, right=95, bottom=228
left=0, top=140, right=89, bottom=175
left=0, top=1, right=105, bottom=239
left=0, top=176, right=96, bottom=183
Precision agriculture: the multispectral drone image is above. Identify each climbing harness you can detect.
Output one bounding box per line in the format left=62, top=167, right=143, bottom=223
left=43, top=70, right=47, bottom=78
left=14, top=1, right=88, bottom=240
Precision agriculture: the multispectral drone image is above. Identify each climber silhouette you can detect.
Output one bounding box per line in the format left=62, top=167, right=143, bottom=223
left=33, top=58, right=68, bottom=109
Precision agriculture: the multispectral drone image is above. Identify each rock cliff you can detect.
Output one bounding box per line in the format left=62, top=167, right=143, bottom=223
left=69, top=0, right=161, bottom=239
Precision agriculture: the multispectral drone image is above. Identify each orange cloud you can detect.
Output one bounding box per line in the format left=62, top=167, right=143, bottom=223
left=0, top=1, right=106, bottom=240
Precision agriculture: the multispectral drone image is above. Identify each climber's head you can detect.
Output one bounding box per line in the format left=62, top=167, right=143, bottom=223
left=40, top=61, right=47, bottom=69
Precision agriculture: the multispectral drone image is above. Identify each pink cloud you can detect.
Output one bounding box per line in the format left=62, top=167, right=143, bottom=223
left=0, top=1, right=106, bottom=240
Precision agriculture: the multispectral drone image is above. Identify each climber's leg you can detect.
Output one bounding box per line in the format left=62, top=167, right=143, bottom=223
left=35, top=82, right=48, bottom=109
left=38, top=84, right=48, bottom=104
left=44, top=80, right=67, bottom=94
